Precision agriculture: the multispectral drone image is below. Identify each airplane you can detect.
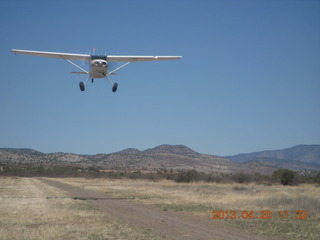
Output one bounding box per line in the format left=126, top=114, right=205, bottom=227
left=11, top=49, right=182, bottom=92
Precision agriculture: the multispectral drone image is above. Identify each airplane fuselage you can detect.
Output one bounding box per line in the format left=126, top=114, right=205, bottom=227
left=90, top=57, right=108, bottom=78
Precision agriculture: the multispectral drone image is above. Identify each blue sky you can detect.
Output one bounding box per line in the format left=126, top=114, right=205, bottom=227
left=1, top=0, right=319, bottom=156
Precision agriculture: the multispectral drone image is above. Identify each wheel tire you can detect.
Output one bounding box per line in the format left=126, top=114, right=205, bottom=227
left=112, top=83, right=118, bottom=92
left=79, top=82, right=85, bottom=91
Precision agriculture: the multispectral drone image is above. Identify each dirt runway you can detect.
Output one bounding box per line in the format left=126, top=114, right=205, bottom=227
left=39, top=178, right=276, bottom=240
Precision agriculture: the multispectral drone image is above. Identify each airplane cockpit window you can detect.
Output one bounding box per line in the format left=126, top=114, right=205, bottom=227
left=91, top=55, right=107, bottom=60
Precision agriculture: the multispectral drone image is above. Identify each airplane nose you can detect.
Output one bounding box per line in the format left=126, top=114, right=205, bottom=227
left=93, top=60, right=107, bottom=67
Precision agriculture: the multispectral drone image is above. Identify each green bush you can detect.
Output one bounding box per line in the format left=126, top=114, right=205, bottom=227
left=271, top=169, right=296, bottom=185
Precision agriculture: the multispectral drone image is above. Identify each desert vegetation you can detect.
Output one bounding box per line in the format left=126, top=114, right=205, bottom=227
left=1, top=163, right=319, bottom=186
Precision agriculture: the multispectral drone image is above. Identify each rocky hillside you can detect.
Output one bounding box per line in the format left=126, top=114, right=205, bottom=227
left=0, top=145, right=277, bottom=175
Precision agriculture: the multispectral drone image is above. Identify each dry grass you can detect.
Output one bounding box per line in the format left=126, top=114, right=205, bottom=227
left=1, top=177, right=319, bottom=239
left=0, top=177, right=163, bottom=240
left=59, top=178, right=320, bottom=240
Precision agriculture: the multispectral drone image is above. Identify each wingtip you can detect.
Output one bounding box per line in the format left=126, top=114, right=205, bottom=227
left=11, top=49, right=20, bottom=54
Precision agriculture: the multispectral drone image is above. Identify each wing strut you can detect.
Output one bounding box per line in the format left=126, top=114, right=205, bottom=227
left=104, top=62, right=130, bottom=93
left=66, top=59, right=89, bottom=74
left=107, top=62, right=131, bottom=75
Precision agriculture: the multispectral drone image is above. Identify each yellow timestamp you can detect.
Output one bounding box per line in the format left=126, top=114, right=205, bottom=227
left=212, top=210, right=308, bottom=220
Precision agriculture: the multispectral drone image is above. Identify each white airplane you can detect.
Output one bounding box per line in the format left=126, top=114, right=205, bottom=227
left=11, top=49, right=182, bottom=92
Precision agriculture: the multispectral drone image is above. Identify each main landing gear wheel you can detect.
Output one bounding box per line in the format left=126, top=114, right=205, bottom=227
left=112, top=83, right=118, bottom=92
left=79, top=82, right=85, bottom=91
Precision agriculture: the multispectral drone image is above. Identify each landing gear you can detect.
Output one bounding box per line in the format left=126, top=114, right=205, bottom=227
left=112, top=83, right=118, bottom=92
left=106, top=75, right=118, bottom=93
left=66, top=58, right=131, bottom=93
left=79, top=81, right=85, bottom=91
left=79, top=78, right=118, bottom=92
left=79, top=77, right=90, bottom=91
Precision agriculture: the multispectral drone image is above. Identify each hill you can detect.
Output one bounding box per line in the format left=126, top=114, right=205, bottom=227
left=0, top=145, right=276, bottom=175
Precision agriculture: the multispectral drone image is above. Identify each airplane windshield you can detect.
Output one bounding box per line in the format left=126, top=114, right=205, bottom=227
left=91, top=55, right=107, bottom=60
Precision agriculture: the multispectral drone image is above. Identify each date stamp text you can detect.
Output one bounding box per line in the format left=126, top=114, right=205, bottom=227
left=212, top=210, right=308, bottom=220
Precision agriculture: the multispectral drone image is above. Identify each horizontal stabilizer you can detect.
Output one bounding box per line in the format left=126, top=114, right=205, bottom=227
left=70, top=72, right=89, bottom=74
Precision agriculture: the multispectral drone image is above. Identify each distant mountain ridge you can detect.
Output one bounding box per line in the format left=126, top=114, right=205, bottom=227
left=1, top=144, right=319, bottom=174
left=225, top=145, right=320, bottom=171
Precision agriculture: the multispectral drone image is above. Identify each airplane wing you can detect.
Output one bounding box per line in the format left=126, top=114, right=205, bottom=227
left=11, top=49, right=182, bottom=62
left=106, top=56, right=182, bottom=62
left=11, top=49, right=90, bottom=61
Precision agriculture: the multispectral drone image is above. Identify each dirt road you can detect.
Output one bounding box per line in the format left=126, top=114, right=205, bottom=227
left=39, top=178, right=275, bottom=240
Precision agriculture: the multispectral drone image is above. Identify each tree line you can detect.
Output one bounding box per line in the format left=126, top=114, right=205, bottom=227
left=1, top=163, right=319, bottom=185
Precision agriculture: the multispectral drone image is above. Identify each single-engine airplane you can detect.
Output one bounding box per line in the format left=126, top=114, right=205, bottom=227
left=11, top=49, right=182, bottom=92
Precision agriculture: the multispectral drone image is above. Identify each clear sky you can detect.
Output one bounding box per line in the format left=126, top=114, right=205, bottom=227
left=1, top=0, right=319, bottom=156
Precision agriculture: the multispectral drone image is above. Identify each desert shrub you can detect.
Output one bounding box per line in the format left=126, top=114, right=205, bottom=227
left=204, top=173, right=223, bottom=183
left=271, top=169, right=297, bottom=185
left=128, top=170, right=142, bottom=179
left=280, top=170, right=295, bottom=185
left=313, top=172, right=320, bottom=184
left=252, top=173, right=263, bottom=182
left=232, top=172, right=252, bottom=183
left=175, top=169, right=201, bottom=183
